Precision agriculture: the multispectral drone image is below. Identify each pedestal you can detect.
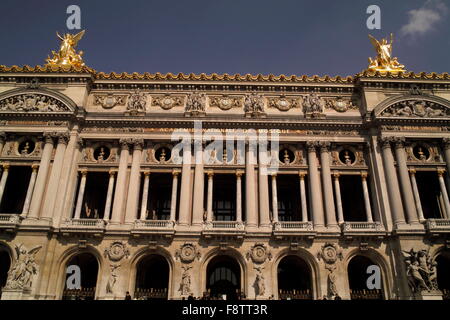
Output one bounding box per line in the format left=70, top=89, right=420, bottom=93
left=414, top=290, right=443, bottom=300
left=1, top=288, right=32, bottom=300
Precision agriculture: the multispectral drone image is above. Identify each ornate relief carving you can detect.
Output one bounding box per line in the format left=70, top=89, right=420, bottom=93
left=267, top=96, right=299, bottom=111
left=254, top=265, right=266, bottom=297
left=185, top=92, right=206, bottom=115
left=0, top=94, right=70, bottom=112
left=179, top=266, right=192, bottom=296
left=403, top=248, right=438, bottom=294
left=381, top=100, right=450, bottom=117
left=94, top=94, right=126, bottom=109
left=324, top=97, right=357, bottom=112
left=244, top=93, right=265, bottom=117
left=317, top=243, right=343, bottom=299
left=104, top=241, right=130, bottom=262
left=152, top=94, right=184, bottom=110
left=175, top=243, right=201, bottom=263
left=5, top=244, right=42, bottom=290
left=303, top=93, right=325, bottom=118
left=209, top=95, right=241, bottom=110
left=82, top=142, right=118, bottom=163
left=126, top=89, right=147, bottom=113
left=246, top=243, right=272, bottom=264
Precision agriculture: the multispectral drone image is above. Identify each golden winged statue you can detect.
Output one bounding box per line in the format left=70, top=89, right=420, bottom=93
left=367, top=33, right=405, bottom=73
left=46, top=30, right=86, bottom=68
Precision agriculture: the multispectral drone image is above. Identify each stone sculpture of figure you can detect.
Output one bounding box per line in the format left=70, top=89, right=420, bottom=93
left=6, top=244, right=42, bottom=290
left=21, top=142, right=30, bottom=155
left=417, top=147, right=427, bottom=161
left=344, top=150, right=352, bottom=165
left=283, top=150, right=290, bottom=164
left=97, top=147, right=105, bottom=161
left=403, top=248, right=438, bottom=293
left=185, top=92, right=206, bottom=114
left=179, top=266, right=192, bottom=296
left=106, top=264, right=120, bottom=294
left=159, top=148, right=166, bottom=162
left=84, top=203, right=91, bottom=218
left=255, top=273, right=265, bottom=296
left=127, top=90, right=147, bottom=112
left=244, top=93, right=265, bottom=115
left=328, top=269, right=338, bottom=298
left=303, top=93, right=324, bottom=117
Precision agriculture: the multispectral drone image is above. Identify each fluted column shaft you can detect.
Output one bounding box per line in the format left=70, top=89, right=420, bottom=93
left=28, top=134, right=54, bottom=219
left=178, top=144, right=192, bottom=225
left=394, top=138, right=419, bottom=224
left=361, top=172, right=373, bottom=222
left=258, top=158, right=271, bottom=226
left=74, top=170, right=88, bottom=219
left=245, top=142, right=258, bottom=227
left=380, top=138, right=406, bottom=225
left=206, top=171, right=214, bottom=222
left=0, top=164, right=10, bottom=207
left=111, top=140, right=130, bottom=224
left=319, top=142, right=337, bottom=227
left=299, top=172, right=308, bottom=222
left=0, top=132, right=5, bottom=155
left=438, top=169, right=450, bottom=219
left=333, top=172, right=344, bottom=224
left=192, top=142, right=204, bottom=225
left=170, top=170, right=180, bottom=221
left=409, top=169, right=425, bottom=221
left=125, top=140, right=144, bottom=223
left=21, top=164, right=39, bottom=216
left=103, top=170, right=116, bottom=221
left=307, top=142, right=325, bottom=228
left=139, top=171, right=150, bottom=220
left=271, top=174, right=279, bottom=222
left=236, top=171, right=243, bottom=222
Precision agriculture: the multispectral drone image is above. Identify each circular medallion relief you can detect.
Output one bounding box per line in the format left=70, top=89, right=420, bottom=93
left=176, top=243, right=200, bottom=263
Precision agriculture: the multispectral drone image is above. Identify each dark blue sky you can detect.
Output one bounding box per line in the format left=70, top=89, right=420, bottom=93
left=0, top=0, right=449, bottom=76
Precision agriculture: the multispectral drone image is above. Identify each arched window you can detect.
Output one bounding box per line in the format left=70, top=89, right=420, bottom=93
left=135, top=254, right=169, bottom=300
left=435, top=251, right=450, bottom=300
left=63, top=252, right=98, bottom=300
left=348, top=255, right=383, bottom=300
left=0, top=247, right=11, bottom=299
left=206, top=255, right=241, bottom=300
left=277, top=255, right=312, bottom=299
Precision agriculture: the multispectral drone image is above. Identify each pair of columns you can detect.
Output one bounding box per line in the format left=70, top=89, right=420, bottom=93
left=332, top=171, right=374, bottom=224
left=138, top=170, right=180, bottom=221
left=269, top=172, right=308, bottom=223
left=204, top=170, right=243, bottom=222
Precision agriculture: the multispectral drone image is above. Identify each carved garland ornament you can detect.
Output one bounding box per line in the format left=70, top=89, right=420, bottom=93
left=267, top=96, right=300, bottom=111
left=209, top=95, right=241, bottom=110
left=0, top=94, right=70, bottom=112
left=175, top=243, right=201, bottom=263
left=152, top=94, right=184, bottom=110
left=246, top=243, right=272, bottom=264
left=104, top=241, right=130, bottom=262
left=94, top=94, right=126, bottom=109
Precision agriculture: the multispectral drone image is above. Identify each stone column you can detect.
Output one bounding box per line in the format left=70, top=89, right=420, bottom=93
left=258, top=156, right=271, bottom=227
left=361, top=172, right=374, bottom=222
left=0, top=164, right=10, bottom=207
left=73, top=169, right=88, bottom=219
left=306, top=142, right=325, bottom=229
left=245, top=142, right=258, bottom=227
left=442, top=138, right=450, bottom=184
left=21, top=164, right=39, bottom=216
left=178, top=143, right=192, bottom=226
left=333, top=172, right=344, bottom=224
left=379, top=137, right=406, bottom=225
left=192, top=141, right=204, bottom=226
left=0, top=132, right=5, bottom=155
left=139, top=171, right=150, bottom=220
left=236, top=170, right=243, bottom=222
left=409, top=169, right=425, bottom=222
left=271, top=174, right=279, bottom=223
left=299, top=171, right=308, bottom=222
left=41, top=132, right=69, bottom=220
left=169, top=170, right=180, bottom=222
left=206, top=171, right=214, bottom=222
left=319, top=141, right=338, bottom=228
left=393, top=137, right=419, bottom=224
left=437, top=169, right=450, bottom=219
left=28, top=133, right=54, bottom=219
left=125, top=139, right=144, bottom=223
left=111, top=139, right=130, bottom=224
left=103, top=170, right=116, bottom=221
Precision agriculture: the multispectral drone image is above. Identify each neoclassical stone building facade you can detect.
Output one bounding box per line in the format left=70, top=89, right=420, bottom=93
left=0, top=64, right=450, bottom=300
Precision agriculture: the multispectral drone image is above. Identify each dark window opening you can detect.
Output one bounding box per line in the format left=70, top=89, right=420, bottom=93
left=0, top=166, right=32, bottom=214
left=0, top=249, right=11, bottom=297
left=205, top=174, right=237, bottom=221
left=436, top=252, right=450, bottom=300
left=135, top=254, right=169, bottom=300
left=206, top=255, right=241, bottom=300
left=348, top=255, right=383, bottom=300
left=79, top=172, right=109, bottom=219
left=277, top=255, right=312, bottom=299
left=269, top=175, right=302, bottom=221
left=340, top=175, right=366, bottom=221
left=63, top=253, right=98, bottom=300
left=147, top=173, right=177, bottom=220
left=416, top=171, right=445, bottom=219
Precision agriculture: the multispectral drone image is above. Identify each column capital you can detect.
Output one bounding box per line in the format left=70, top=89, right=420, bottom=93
left=2, top=163, right=10, bottom=171
left=57, top=132, right=70, bottom=145
left=443, top=138, right=450, bottom=150
left=306, top=141, right=318, bottom=152
left=76, top=137, right=84, bottom=148
left=408, top=168, right=416, bottom=175
left=172, top=169, right=181, bottom=176
left=332, top=171, right=340, bottom=179
left=207, top=170, right=214, bottom=178
left=131, top=138, right=145, bottom=150
left=119, top=138, right=131, bottom=150
left=298, top=170, right=307, bottom=179
left=80, top=169, right=88, bottom=176
left=393, top=136, right=406, bottom=149
left=361, top=171, right=368, bottom=180
left=235, top=170, right=244, bottom=177
left=43, top=132, right=55, bottom=144
left=271, top=173, right=277, bottom=178
left=318, top=141, right=331, bottom=152
left=437, top=168, right=446, bottom=177
left=31, top=163, right=39, bottom=172
left=378, top=136, right=393, bottom=149
left=143, top=170, right=151, bottom=177
left=108, top=169, right=117, bottom=177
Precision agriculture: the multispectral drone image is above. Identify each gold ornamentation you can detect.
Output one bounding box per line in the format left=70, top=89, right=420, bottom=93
left=367, top=33, right=405, bottom=73
left=46, top=30, right=86, bottom=68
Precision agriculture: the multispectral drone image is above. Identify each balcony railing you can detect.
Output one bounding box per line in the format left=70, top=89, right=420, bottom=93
left=278, top=289, right=312, bottom=300
left=131, top=220, right=175, bottom=236
left=62, top=288, right=96, bottom=300
left=341, top=221, right=386, bottom=237
left=202, top=221, right=246, bottom=237
left=60, top=218, right=106, bottom=235
left=134, top=288, right=168, bottom=300
left=0, top=214, right=22, bottom=231
left=350, top=289, right=383, bottom=300
left=425, top=219, right=450, bottom=234
left=273, top=221, right=316, bottom=238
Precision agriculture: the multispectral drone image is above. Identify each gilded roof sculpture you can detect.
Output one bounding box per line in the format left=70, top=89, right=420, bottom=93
left=46, top=30, right=86, bottom=68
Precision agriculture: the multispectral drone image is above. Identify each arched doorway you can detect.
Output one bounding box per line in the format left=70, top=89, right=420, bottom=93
left=277, top=255, right=312, bottom=300
left=348, top=255, right=383, bottom=300
left=135, top=254, right=169, bottom=300
left=206, top=255, right=241, bottom=300
left=62, top=252, right=99, bottom=300
left=0, top=247, right=11, bottom=299
left=435, top=251, right=450, bottom=300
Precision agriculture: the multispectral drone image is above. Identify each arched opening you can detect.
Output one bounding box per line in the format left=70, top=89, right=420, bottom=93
left=135, top=254, right=169, bottom=300
left=0, top=247, right=11, bottom=299
left=206, top=255, right=241, bottom=300
left=348, top=255, right=383, bottom=300
left=277, top=255, right=312, bottom=299
left=62, top=252, right=98, bottom=300
left=436, top=251, right=450, bottom=300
